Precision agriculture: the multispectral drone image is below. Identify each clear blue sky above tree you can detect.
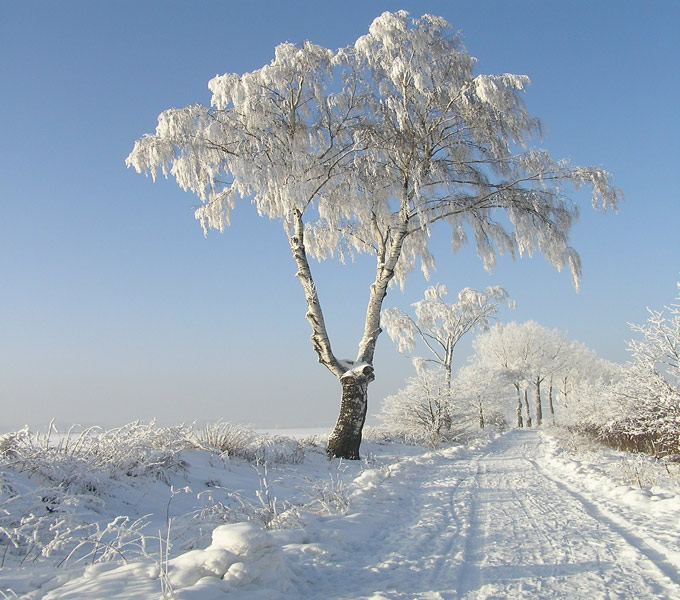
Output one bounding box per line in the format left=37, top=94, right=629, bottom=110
left=1, top=0, right=678, bottom=431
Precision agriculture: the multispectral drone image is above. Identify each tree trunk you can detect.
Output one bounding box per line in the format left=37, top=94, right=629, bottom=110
left=535, top=378, right=543, bottom=426
left=515, top=383, right=523, bottom=428
left=444, top=340, right=453, bottom=392
left=478, top=402, right=485, bottom=429
left=548, top=376, right=555, bottom=424
left=327, top=364, right=374, bottom=459
left=524, top=388, right=532, bottom=428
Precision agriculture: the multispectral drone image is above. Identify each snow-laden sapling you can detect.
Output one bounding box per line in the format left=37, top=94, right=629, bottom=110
left=383, top=284, right=512, bottom=389
left=127, top=10, right=620, bottom=459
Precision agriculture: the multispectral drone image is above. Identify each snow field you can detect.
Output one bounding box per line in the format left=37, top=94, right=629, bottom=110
left=3, top=425, right=680, bottom=598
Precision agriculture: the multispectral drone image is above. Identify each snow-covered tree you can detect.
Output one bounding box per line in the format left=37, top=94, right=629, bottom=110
left=454, top=363, right=513, bottom=430
left=126, top=11, right=619, bottom=458
left=471, top=321, right=574, bottom=426
left=589, top=283, right=680, bottom=456
left=628, top=282, right=680, bottom=387
left=382, top=284, right=512, bottom=388
left=378, top=368, right=453, bottom=447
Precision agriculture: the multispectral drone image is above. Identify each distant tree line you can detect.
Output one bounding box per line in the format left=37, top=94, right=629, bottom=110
left=380, top=282, right=680, bottom=458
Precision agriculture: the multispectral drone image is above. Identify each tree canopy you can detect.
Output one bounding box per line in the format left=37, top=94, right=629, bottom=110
left=127, top=11, right=620, bottom=458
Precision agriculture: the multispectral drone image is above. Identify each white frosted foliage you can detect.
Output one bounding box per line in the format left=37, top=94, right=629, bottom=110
left=382, top=284, right=512, bottom=380
left=126, top=11, right=620, bottom=454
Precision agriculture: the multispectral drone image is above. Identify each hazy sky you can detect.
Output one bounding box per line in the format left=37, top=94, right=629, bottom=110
left=2, top=1, right=678, bottom=432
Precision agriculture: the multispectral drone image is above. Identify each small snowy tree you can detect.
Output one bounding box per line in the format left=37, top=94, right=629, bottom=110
left=378, top=369, right=452, bottom=447
left=454, top=364, right=513, bottom=430
left=127, top=11, right=619, bottom=459
left=382, top=284, right=512, bottom=389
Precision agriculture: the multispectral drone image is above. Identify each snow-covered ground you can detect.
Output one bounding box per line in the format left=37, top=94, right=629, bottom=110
left=2, top=426, right=680, bottom=599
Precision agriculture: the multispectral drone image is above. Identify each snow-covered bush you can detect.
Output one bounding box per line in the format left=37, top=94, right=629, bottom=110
left=379, top=369, right=455, bottom=447
left=590, top=285, right=677, bottom=456
left=302, top=471, right=351, bottom=516
left=0, top=421, right=190, bottom=492
left=567, top=283, right=680, bottom=458
left=190, top=423, right=306, bottom=465
left=253, top=435, right=306, bottom=465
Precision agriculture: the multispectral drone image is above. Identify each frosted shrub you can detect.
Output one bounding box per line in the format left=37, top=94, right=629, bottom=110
left=303, top=474, right=350, bottom=515
left=190, top=421, right=257, bottom=461
left=0, top=421, right=190, bottom=490
left=379, top=370, right=454, bottom=448
left=0, top=484, right=151, bottom=567
left=254, top=435, right=305, bottom=465
left=94, top=421, right=190, bottom=482
left=570, top=283, right=680, bottom=458
left=190, top=423, right=306, bottom=464
left=0, top=421, right=195, bottom=567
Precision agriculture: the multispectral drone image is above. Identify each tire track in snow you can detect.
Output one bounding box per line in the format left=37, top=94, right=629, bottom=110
left=298, top=431, right=680, bottom=599
left=528, top=455, right=680, bottom=590
left=454, top=458, right=484, bottom=598
left=448, top=431, right=680, bottom=599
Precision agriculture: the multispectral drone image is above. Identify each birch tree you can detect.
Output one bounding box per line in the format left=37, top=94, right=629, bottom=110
left=126, top=11, right=619, bottom=459
left=382, top=284, right=512, bottom=389
left=472, top=321, right=534, bottom=427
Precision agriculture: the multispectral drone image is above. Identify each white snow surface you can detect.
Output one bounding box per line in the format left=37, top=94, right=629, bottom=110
left=4, top=429, right=680, bottom=599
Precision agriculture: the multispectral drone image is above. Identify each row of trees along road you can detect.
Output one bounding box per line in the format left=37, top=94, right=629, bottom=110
left=127, top=11, right=620, bottom=458
left=379, top=318, right=613, bottom=446
left=469, top=321, right=609, bottom=428
left=380, top=282, right=679, bottom=457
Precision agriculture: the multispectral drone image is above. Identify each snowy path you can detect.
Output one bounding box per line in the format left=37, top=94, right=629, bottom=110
left=293, top=430, right=680, bottom=599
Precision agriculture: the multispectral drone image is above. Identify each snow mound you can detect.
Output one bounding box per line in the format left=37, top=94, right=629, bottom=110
left=170, top=523, right=293, bottom=597
left=33, top=522, right=294, bottom=600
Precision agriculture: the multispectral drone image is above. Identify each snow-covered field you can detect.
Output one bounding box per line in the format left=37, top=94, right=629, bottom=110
left=2, top=424, right=680, bottom=599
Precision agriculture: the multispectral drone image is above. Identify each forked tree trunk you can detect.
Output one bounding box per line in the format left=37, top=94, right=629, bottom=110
left=327, top=365, right=374, bottom=459
left=289, top=206, right=408, bottom=461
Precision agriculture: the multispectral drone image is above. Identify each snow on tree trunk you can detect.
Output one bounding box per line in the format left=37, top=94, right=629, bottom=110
left=524, top=389, right=533, bottom=428
left=327, top=365, right=374, bottom=459
left=290, top=210, right=345, bottom=379
left=515, top=384, right=524, bottom=428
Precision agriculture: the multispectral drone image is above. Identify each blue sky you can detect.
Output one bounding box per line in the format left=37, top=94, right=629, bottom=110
left=1, top=1, right=678, bottom=431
